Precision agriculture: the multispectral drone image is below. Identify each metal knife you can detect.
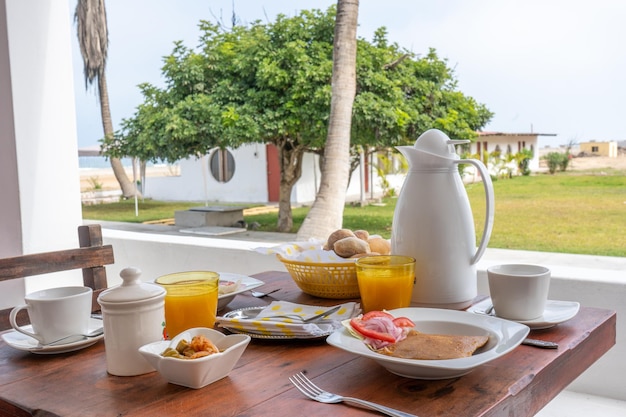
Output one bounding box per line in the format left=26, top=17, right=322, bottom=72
left=522, top=338, right=558, bottom=349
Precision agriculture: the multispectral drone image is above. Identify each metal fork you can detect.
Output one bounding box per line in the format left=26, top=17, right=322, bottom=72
left=289, top=372, right=418, bottom=417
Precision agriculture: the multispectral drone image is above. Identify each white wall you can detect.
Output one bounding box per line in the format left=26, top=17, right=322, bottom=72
left=471, top=135, right=541, bottom=173
left=0, top=0, right=20, bottom=260
left=145, top=144, right=269, bottom=203
left=101, top=228, right=284, bottom=285
left=0, top=0, right=83, bottom=306
left=289, top=152, right=379, bottom=204
left=146, top=145, right=385, bottom=205
left=291, top=152, right=321, bottom=203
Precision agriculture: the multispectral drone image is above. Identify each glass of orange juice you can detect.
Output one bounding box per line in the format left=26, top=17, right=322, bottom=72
left=155, top=271, right=219, bottom=339
left=355, top=255, right=416, bottom=312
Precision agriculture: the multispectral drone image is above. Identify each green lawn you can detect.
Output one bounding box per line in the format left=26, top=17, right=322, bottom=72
left=83, top=169, right=626, bottom=257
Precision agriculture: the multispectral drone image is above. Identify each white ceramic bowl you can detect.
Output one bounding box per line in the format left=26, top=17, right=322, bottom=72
left=327, top=307, right=529, bottom=380
left=138, top=328, right=250, bottom=389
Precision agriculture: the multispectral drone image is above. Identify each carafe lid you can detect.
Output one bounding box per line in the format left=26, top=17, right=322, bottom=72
left=98, top=267, right=165, bottom=304
left=413, top=129, right=469, bottom=158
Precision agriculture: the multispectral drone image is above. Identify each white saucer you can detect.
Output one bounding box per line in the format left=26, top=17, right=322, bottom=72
left=468, top=298, right=580, bottom=330
left=1, top=318, right=104, bottom=354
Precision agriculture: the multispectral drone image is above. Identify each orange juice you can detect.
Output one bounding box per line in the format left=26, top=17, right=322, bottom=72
left=355, top=256, right=415, bottom=312
left=155, top=271, right=219, bottom=339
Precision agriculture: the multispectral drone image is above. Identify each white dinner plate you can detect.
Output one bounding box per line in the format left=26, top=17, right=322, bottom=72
left=218, top=273, right=264, bottom=311
left=467, top=298, right=580, bottom=330
left=326, top=307, right=529, bottom=380
left=1, top=318, right=104, bottom=354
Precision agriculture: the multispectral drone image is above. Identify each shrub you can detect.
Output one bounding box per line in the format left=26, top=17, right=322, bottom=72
left=515, top=149, right=533, bottom=176
left=559, top=154, right=571, bottom=172
left=543, top=152, right=568, bottom=174
left=88, top=176, right=103, bottom=190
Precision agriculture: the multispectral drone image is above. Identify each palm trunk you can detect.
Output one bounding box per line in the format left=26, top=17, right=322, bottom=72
left=297, top=0, right=359, bottom=240
left=98, top=72, right=138, bottom=198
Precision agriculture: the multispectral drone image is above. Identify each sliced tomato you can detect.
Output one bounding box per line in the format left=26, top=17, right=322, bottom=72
left=349, top=318, right=396, bottom=343
left=361, top=311, right=394, bottom=321
left=392, top=317, right=415, bottom=328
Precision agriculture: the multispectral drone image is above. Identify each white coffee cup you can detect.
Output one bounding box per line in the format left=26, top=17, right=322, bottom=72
left=487, top=264, right=551, bottom=321
left=9, top=286, right=93, bottom=344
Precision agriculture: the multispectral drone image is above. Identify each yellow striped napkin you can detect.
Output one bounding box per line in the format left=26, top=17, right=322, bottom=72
left=216, top=301, right=361, bottom=337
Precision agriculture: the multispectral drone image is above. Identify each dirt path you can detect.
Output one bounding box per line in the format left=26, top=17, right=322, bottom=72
left=565, top=155, right=626, bottom=171
left=538, top=146, right=626, bottom=171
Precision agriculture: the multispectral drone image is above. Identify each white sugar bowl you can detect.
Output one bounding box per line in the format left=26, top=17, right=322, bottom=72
left=98, top=267, right=166, bottom=376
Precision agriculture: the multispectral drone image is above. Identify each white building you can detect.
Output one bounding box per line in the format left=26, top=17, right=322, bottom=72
left=144, top=144, right=387, bottom=205
left=579, top=140, right=619, bottom=157
left=146, top=131, right=560, bottom=204
left=473, top=131, right=556, bottom=174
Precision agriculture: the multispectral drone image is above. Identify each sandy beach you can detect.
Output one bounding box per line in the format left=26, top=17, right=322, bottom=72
left=80, top=165, right=179, bottom=192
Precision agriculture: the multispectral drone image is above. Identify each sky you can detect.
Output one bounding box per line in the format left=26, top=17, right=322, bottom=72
left=70, top=0, right=626, bottom=150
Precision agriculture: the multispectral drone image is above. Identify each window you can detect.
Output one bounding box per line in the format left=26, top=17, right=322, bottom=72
left=209, top=149, right=235, bottom=183
left=592, top=146, right=599, bottom=153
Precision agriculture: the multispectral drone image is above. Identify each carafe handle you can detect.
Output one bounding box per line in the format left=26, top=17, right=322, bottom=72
left=456, top=158, right=494, bottom=265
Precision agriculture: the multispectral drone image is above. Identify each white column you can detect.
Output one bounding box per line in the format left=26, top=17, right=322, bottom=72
left=0, top=0, right=83, bottom=304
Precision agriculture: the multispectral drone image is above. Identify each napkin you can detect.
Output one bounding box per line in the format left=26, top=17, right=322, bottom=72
left=253, top=240, right=355, bottom=263
left=216, top=301, right=361, bottom=337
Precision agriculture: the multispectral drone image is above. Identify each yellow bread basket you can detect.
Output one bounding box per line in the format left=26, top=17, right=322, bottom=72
left=277, top=255, right=360, bottom=299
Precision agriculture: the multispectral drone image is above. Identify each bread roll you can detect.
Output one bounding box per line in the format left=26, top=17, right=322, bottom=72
left=350, top=252, right=380, bottom=259
left=367, top=237, right=391, bottom=255
left=333, top=236, right=370, bottom=258
left=353, top=230, right=370, bottom=241
left=325, top=229, right=355, bottom=251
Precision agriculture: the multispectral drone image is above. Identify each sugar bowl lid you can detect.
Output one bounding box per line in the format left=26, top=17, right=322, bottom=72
left=98, top=267, right=165, bottom=304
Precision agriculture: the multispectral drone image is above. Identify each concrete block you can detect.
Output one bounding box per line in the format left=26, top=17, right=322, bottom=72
left=175, top=206, right=245, bottom=227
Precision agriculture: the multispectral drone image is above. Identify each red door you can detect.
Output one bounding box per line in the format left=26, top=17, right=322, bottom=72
left=266, top=144, right=280, bottom=202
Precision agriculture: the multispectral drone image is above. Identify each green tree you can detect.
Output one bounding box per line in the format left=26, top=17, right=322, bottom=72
left=104, top=6, right=492, bottom=232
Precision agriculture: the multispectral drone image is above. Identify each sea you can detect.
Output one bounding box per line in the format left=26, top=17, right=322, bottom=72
left=79, top=156, right=134, bottom=169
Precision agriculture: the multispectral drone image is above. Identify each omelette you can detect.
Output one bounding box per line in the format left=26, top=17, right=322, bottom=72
left=377, top=330, right=489, bottom=360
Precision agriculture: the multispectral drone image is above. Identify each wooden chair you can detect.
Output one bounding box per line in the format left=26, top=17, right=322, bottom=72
left=0, top=224, right=114, bottom=331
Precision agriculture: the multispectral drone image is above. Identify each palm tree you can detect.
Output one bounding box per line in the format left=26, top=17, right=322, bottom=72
left=75, top=0, right=137, bottom=198
left=297, top=0, right=359, bottom=240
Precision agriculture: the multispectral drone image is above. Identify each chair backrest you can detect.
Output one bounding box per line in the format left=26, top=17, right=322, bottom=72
left=0, top=224, right=114, bottom=331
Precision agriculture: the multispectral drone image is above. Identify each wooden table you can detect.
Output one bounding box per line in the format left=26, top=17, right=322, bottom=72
left=0, top=271, right=616, bottom=417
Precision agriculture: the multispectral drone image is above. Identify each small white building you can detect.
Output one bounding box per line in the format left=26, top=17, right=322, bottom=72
left=472, top=131, right=556, bottom=174
left=143, top=131, right=558, bottom=204
left=144, top=144, right=386, bottom=205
